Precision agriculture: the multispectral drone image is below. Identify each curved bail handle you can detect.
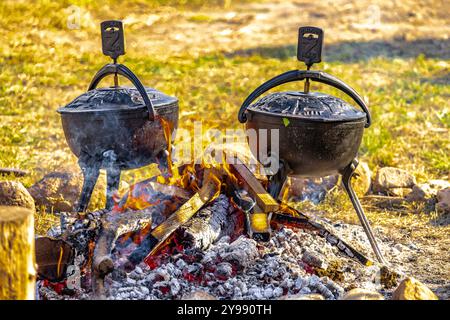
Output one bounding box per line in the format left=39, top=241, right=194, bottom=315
left=238, top=70, right=371, bottom=128
left=88, top=63, right=156, bottom=120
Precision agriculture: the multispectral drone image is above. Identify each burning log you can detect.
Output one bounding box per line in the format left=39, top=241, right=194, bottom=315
left=246, top=205, right=272, bottom=242
left=127, top=168, right=223, bottom=266
left=91, top=201, right=183, bottom=297
left=0, top=206, right=36, bottom=300
left=224, top=153, right=373, bottom=266
left=224, top=154, right=276, bottom=241
left=35, top=237, right=75, bottom=283
left=176, top=194, right=230, bottom=250
left=226, top=156, right=279, bottom=213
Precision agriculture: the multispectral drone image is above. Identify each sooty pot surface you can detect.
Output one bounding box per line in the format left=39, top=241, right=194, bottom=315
left=57, top=20, right=179, bottom=212
left=239, top=69, right=371, bottom=177
left=59, top=86, right=178, bottom=170
left=238, top=26, right=371, bottom=177
left=245, top=107, right=365, bottom=177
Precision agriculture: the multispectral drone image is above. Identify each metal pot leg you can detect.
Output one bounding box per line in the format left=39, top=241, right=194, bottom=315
left=267, top=159, right=291, bottom=199
left=341, top=159, right=386, bottom=264
left=106, top=167, right=121, bottom=210
left=77, top=158, right=101, bottom=213
left=102, top=150, right=121, bottom=211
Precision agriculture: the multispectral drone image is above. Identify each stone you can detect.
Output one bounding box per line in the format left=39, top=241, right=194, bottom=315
left=28, top=171, right=91, bottom=212
left=279, top=293, right=324, bottom=300
left=353, top=161, right=372, bottom=197
left=27, top=170, right=124, bottom=212
left=429, top=180, right=450, bottom=191
left=0, top=180, right=35, bottom=210
left=392, top=277, right=438, bottom=300
left=406, top=184, right=430, bottom=202
left=407, top=180, right=450, bottom=202
left=387, top=187, right=412, bottom=197
left=436, top=187, right=450, bottom=214
left=182, top=290, right=217, bottom=300
left=373, top=167, right=416, bottom=193
left=341, top=288, right=384, bottom=300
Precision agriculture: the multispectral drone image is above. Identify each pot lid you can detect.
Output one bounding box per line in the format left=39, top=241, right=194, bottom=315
left=247, top=91, right=366, bottom=122
left=58, top=86, right=178, bottom=114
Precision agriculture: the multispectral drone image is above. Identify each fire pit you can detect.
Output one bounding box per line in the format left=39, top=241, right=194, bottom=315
left=35, top=148, right=401, bottom=300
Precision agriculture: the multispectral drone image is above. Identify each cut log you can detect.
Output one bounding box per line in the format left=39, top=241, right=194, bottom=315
left=224, top=154, right=278, bottom=213
left=128, top=168, right=222, bottom=265
left=225, top=160, right=279, bottom=213
left=93, top=210, right=153, bottom=277
left=0, top=206, right=36, bottom=300
left=176, top=194, right=230, bottom=250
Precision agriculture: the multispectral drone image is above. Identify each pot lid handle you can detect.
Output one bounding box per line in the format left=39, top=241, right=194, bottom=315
left=238, top=70, right=371, bottom=128
left=88, top=63, right=156, bottom=121
left=101, top=20, right=125, bottom=61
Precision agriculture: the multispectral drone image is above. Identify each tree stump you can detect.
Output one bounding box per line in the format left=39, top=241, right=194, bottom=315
left=0, top=206, right=36, bottom=300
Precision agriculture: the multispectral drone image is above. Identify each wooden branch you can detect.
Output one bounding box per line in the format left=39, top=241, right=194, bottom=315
left=92, top=211, right=153, bottom=276
left=128, top=168, right=222, bottom=265
left=92, top=211, right=153, bottom=299
left=0, top=168, right=29, bottom=177
left=0, top=206, right=36, bottom=300
left=224, top=154, right=278, bottom=213
left=151, top=168, right=222, bottom=244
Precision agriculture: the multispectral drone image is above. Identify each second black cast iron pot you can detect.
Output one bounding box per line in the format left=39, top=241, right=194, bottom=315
left=238, top=27, right=371, bottom=177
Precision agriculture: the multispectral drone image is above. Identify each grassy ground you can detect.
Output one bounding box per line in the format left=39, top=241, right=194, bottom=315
left=0, top=0, right=449, bottom=296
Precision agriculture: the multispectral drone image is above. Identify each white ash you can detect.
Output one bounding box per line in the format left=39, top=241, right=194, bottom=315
left=39, top=213, right=415, bottom=300
left=99, top=223, right=407, bottom=300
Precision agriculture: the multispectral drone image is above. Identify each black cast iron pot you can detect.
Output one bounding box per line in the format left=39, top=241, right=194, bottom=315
left=57, top=21, right=179, bottom=212
left=237, top=27, right=387, bottom=264
left=58, top=63, right=179, bottom=170
left=238, top=69, right=370, bottom=177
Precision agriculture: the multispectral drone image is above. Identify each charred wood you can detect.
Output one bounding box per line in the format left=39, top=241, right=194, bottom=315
left=127, top=168, right=223, bottom=266
left=176, top=194, right=230, bottom=250
left=92, top=210, right=153, bottom=277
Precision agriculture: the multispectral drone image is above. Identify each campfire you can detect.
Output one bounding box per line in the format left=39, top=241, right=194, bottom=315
left=35, top=144, right=396, bottom=300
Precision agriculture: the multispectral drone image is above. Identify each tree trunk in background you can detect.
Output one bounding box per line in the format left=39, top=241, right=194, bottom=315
left=0, top=206, right=36, bottom=300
